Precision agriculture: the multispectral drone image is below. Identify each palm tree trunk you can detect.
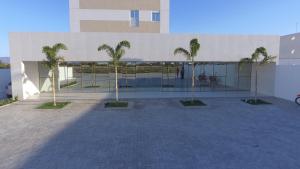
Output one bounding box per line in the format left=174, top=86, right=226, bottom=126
left=192, top=63, right=195, bottom=101
left=115, top=66, right=119, bottom=102
left=94, top=64, right=96, bottom=87
left=255, top=69, right=258, bottom=103
left=126, top=66, right=128, bottom=88
left=52, top=69, right=57, bottom=106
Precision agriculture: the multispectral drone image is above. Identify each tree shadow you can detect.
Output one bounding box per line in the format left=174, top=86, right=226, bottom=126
left=17, top=98, right=154, bottom=169
left=16, top=97, right=202, bottom=169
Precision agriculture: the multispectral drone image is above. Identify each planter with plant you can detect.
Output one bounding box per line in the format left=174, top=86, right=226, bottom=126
left=98, top=41, right=131, bottom=108
left=174, top=38, right=206, bottom=107
left=38, top=43, right=70, bottom=109
left=240, top=47, right=276, bottom=105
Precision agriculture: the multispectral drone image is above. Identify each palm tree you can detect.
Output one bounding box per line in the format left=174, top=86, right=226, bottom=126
left=42, top=43, right=68, bottom=106
left=98, top=41, right=131, bottom=101
left=240, top=47, right=276, bottom=102
left=174, top=38, right=200, bottom=101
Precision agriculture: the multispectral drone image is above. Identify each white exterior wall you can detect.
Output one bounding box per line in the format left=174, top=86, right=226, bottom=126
left=70, top=0, right=80, bottom=32
left=9, top=60, right=40, bottom=100
left=274, top=65, right=300, bottom=101
left=23, top=62, right=40, bottom=98
left=279, top=33, right=300, bottom=64
left=160, top=0, right=169, bottom=33
left=273, top=33, right=300, bottom=101
left=9, top=32, right=280, bottom=62
left=251, top=63, right=276, bottom=96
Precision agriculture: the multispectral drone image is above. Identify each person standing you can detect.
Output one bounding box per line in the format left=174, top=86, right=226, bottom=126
left=176, top=66, right=180, bottom=78
left=181, top=65, right=185, bottom=79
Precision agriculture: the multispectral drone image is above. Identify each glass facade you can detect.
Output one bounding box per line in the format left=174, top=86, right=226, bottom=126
left=38, top=62, right=252, bottom=93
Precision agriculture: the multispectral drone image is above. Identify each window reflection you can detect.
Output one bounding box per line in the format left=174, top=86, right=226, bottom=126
left=38, top=62, right=252, bottom=93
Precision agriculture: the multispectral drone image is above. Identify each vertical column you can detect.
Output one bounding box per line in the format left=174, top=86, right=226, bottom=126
left=70, top=0, right=81, bottom=32
left=160, top=0, right=170, bottom=33
left=10, top=60, right=24, bottom=100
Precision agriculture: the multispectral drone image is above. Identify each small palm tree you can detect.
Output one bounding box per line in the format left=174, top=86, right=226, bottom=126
left=98, top=41, right=131, bottom=101
left=174, top=38, right=200, bottom=101
left=240, top=47, right=276, bottom=102
left=42, top=43, right=68, bottom=106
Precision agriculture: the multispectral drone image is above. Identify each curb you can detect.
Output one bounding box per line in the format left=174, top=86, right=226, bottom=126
left=0, top=101, right=19, bottom=109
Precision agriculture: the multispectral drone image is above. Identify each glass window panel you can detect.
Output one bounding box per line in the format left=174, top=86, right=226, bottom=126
left=136, top=62, right=162, bottom=90
left=94, top=63, right=109, bottom=91
left=152, top=11, right=160, bottom=22
left=214, top=63, right=226, bottom=77
left=120, top=63, right=136, bottom=90
left=239, top=63, right=252, bottom=76
left=81, top=63, right=94, bottom=88
left=226, top=63, right=239, bottom=90
left=162, top=62, right=177, bottom=88
left=204, top=64, right=214, bottom=76
left=213, top=63, right=227, bottom=89
left=130, top=10, right=139, bottom=27
left=197, top=63, right=210, bottom=89
left=59, top=63, right=79, bottom=90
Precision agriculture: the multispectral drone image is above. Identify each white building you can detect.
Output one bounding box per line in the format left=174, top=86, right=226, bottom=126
left=9, top=0, right=300, bottom=101
left=274, top=33, right=300, bottom=101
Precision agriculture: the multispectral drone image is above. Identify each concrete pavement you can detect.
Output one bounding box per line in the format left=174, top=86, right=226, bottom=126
left=0, top=97, right=300, bottom=169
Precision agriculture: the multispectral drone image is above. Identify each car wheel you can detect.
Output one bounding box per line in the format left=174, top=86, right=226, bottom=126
left=296, top=97, right=300, bottom=105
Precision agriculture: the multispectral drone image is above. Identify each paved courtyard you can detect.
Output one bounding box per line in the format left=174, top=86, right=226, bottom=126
left=0, top=97, right=300, bottom=169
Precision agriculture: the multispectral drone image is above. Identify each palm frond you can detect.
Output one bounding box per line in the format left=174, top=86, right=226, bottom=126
left=116, top=49, right=125, bottom=61
left=98, top=44, right=115, bottom=58
left=251, top=52, right=259, bottom=62
left=42, top=60, right=52, bottom=69
left=53, top=43, right=68, bottom=53
left=260, top=55, right=277, bottom=65
left=42, top=46, right=52, bottom=54
left=256, top=47, right=267, bottom=56
left=251, top=47, right=268, bottom=62
left=190, top=38, right=200, bottom=57
left=116, top=40, right=131, bottom=52
left=42, top=43, right=68, bottom=69
left=174, top=48, right=191, bottom=60
left=98, top=41, right=131, bottom=66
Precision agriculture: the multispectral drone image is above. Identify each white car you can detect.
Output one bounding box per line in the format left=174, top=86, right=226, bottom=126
left=5, top=82, right=12, bottom=98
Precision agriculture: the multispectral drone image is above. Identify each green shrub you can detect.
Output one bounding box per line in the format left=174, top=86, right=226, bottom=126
left=180, top=100, right=206, bottom=107
left=0, top=98, right=17, bottom=107
left=105, top=101, right=128, bottom=108
left=37, top=102, right=70, bottom=109
left=241, top=99, right=271, bottom=105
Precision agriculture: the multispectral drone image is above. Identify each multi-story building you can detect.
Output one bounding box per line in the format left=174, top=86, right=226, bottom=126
left=70, top=0, right=169, bottom=33
left=10, top=0, right=299, bottom=101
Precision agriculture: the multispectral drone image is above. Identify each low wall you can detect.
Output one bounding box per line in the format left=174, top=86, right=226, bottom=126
left=0, top=69, right=11, bottom=99
left=275, top=65, right=300, bottom=101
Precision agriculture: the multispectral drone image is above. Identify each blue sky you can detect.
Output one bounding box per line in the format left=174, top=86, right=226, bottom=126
left=1, top=0, right=300, bottom=57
